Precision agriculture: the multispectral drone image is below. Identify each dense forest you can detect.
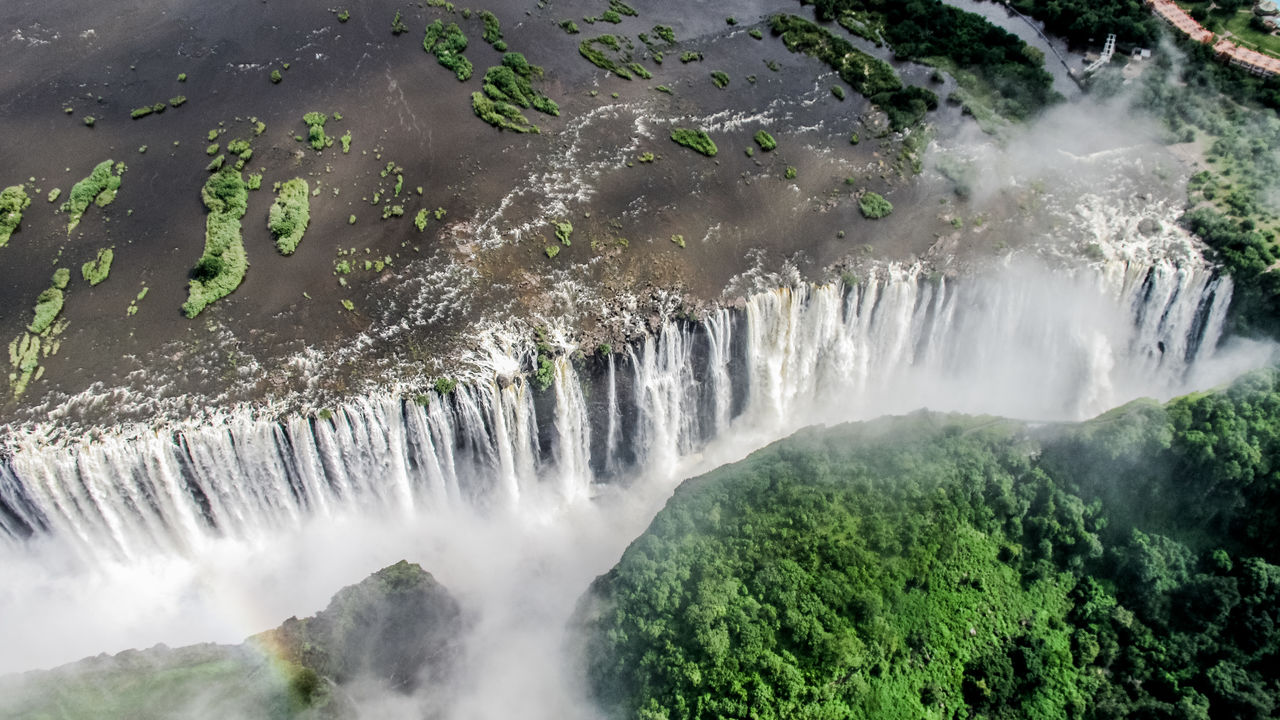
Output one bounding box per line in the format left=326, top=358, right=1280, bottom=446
left=578, top=369, right=1280, bottom=719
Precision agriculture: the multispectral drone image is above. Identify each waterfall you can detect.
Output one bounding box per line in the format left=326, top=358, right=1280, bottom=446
left=0, top=253, right=1265, bottom=566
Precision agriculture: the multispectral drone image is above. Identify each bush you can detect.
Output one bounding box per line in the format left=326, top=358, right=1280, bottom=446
left=859, top=191, right=893, bottom=219
left=481, top=10, right=502, bottom=44
left=268, top=178, right=310, bottom=255
left=424, top=20, right=472, bottom=80
left=270, top=69, right=282, bottom=83
left=554, top=220, right=573, bottom=245
left=753, top=130, right=777, bottom=151
left=302, top=111, right=330, bottom=151
left=711, top=70, right=730, bottom=88
left=183, top=167, right=248, bottom=317
left=0, top=184, right=31, bottom=247
left=391, top=10, right=408, bottom=34
left=670, top=128, right=717, bottom=157
left=81, top=248, right=113, bottom=285
left=63, top=159, right=122, bottom=233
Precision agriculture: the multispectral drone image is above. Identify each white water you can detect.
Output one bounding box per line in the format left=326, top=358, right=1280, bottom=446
left=0, top=248, right=1273, bottom=714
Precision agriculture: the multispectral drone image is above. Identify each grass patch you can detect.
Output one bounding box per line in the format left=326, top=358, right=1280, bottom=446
left=560, top=19, right=580, bottom=34
left=711, top=70, right=729, bottom=88
left=652, top=25, right=675, bottom=43
left=670, top=128, right=717, bottom=157
left=268, top=179, right=310, bottom=255
left=859, top=191, right=893, bottom=219
left=753, top=129, right=777, bottom=151
left=28, top=269, right=70, bottom=335
left=424, top=20, right=473, bottom=81
left=81, top=248, right=113, bottom=285
left=63, top=159, right=124, bottom=233
left=182, top=167, right=248, bottom=318
left=680, top=51, right=702, bottom=63
left=392, top=10, right=409, bottom=34
left=476, top=53, right=559, bottom=131
left=0, top=185, right=31, bottom=247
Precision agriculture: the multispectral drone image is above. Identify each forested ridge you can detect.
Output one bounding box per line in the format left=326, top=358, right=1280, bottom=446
left=578, top=368, right=1280, bottom=719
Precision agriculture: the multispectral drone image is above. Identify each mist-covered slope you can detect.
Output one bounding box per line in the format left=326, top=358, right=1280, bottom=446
left=577, top=368, right=1280, bottom=719
left=0, top=560, right=461, bottom=720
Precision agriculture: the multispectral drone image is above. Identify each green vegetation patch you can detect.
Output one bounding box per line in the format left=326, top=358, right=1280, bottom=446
left=560, top=19, right=581, bottom=34
left=182, top=167, right=249, bottom=318
left=63, top=159, right=124, bottom=233
left=582, top=369, right=1280, bottom=720
left=579, top=35, right=634, bottom=79
left=770, top=14, right=936, bottom=130
left=423, top=20, right=473, bottom=81
left=710, top=70, right=729, bottom=89
left=859, top=191, right=893, bottom=219
left=652, top=25, right=675, bottom=43
left=753, top=129, right=776, bottom=151
left=81, top=248, right=113, bottom=285
left=670, top=128, right=717, bottom=157
left=475, top=52, right=559, bottom=132
left=554, top=220, right=573, bottom=245
left=28, top=270, right=69, bottom=335
left=0, top=185, right=31, bottom=247
left=481, top=10, right=502, bottom=45
left=268, top=178, right=310, bottom=255
left=392, top=10, right=409, bottom=34
left=301, top=111, right=332, bottom=151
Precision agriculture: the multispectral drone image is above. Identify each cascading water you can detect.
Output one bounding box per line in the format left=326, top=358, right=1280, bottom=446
left=0, top=246, right=1272, bottom=682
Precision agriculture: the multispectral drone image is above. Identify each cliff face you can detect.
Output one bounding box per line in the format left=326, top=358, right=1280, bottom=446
left=255, top=559, right=465, bottom=693
left=0, top=560, right=463, bottom=719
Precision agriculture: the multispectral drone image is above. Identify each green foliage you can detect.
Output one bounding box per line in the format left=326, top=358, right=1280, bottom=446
left=302, top=111, right=330, bottom=151
left=472, top=91, right=539, bottom=133
left=169, top=95, right=186, bottom=107
left=655, top=85, right=672, bottom=94
left=130, top=106, right=153, bottom=119
left=554, top=220, right=573, bottom=245
left=337, top=9, right=349, bottom=22
left=670, top=128, right=717, bottom=157
left=81, top=248, right=113, bottom=285
left=433, top=377, right=457, bottom=395
left=392, top=10, right=409, bottom=34
left=27, top=281, right=65, bottom=335
left=710, top=71, right=729, bottom=89
left=63, top=159, right=123, bottom=233
left=481, top=10, right=502, bottom=44
left=752, top=130, right=776, bottom=151
left=680, top=51, right=702, bottom=63
left=178, top=72, right=187, bottom=81
left=0, top=184, right=31, bottom=247
left=268, top=178, right=310, bottom=255
left=381, top=204, right=404, bottom=220
left=414, top=208, right=429, bottom=231
left=582, top=370, right=1280, bottom=720
left=83, top=115, right=94, bottom=126
left=808, top=0, right=1058, bottom=123
left=423, top=20, right=473, bottom=80
left=670, top=233, right=685, bottom=248
left=183, top=167, right=248, bottom=318
left=270, top=69, right=282, bottom=83
left=561, top=19, right=580, bottom=34
left=749, top=28, right=763, bottom=39
left=1005, top=0, right=1158, bottom=47
left=246, top=173, right=262, bottom=191
left=831, top=84, right=845, bottom=100
left=653, top=25, right=676, bottom=44
left=858, top=191, right=893, bottom=219
left=784, top=165, right=797, bottom=179
left=609, top=0, right=637, bottom=17
left=545, top=245, right=560, bottom=258
left=580, top=35, right=633, bottom=79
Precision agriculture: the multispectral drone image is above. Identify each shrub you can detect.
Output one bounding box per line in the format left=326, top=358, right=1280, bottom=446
left=28, top=283, right=65, bottom=335
left=392, top=10, right=408, bottom=34
left=268, top=178, right=310, bottom=255
left=545, top=245, right=560, bottom=258
left=270, top=69, right=282, bottom=83
left=131, top=106, right=153, bottom=119
left=481, top=10, right=502, bottom=44
left=81, top=248, right=113, bottom=285
left=302, top=111, right=330, bottom=151
left=671, top=128, right=717, bottom=156
left=859, top=191, right=893, bottom=219
left=785, top=166, right=797, bottom=179
left=169, top=95, right=187, bottom=107
left=63, top=159, right=122, bottom=233
left=182, top=167, right=248, bottom=317
left=83, top=115, right=95, bottom=126
left=832, top=85, right=846, bottom=100
left=753, top=129, right=777, bottom=151
left=423, top=20, right=473, bottom=80
left=579, top=36, right=632, bottom=79
left=0, top=185, right=31, bottom=247
left=414, top=209, right=429, bottom=231
left=680, top=51, right=703, bottom=63
left=653, top=25, right=675, bottom=43
left=554, top=220, right=573, bottom=245
left=337, top=9, right=349, bottom=22
left=711, top=70, right=730, bottom=88
left=560, top=19, right=580, bottom=34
